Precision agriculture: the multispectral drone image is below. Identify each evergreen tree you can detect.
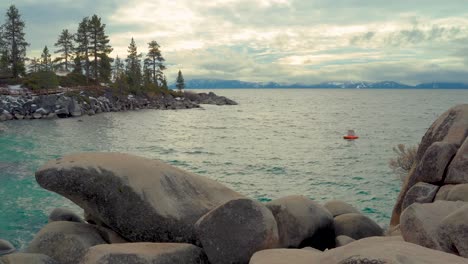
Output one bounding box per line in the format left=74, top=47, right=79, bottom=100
left=54, top=29, right=74, bottom=72
left=142, top=58, right=152, bottom=89
left=0, top=26, right=8, bottom=76
left=72, top=52, right=83, bottom=75
left=125, top=38, right=142, bottom=90
left=146, top=40, right=166, bottom=87
left=40, top=46, right=52, bottom=72
left=28, top=57, right=39, bottom=73
left=113, top=55, right=124, bottom=82
left=2, top=5, right=29, bottom=78
left=176, top=70, right=185, bottom=92
left=88, top=15, right=112, bottom=83
left=75, top=17, right=90, bottom=83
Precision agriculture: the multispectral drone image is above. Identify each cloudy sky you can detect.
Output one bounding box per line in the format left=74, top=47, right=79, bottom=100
left=1, top=0, right=468, bottom=84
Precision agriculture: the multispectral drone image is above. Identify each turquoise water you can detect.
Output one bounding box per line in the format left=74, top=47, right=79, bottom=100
left=1, top=89, right=467, bottom=248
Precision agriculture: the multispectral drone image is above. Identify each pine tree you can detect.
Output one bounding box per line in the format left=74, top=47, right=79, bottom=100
left=113, top=55, right=124, bottom=82
left=125, top=38, right=142, bottom=90
left=176, top=70, right=185, bottom=92
left=28, top=57, right=39, bottom=73
left=2, top=5, right=29, bottom=78
left=146, top=40, right=166, bottom=87
left=88, top=15, right=112, bottom=83
left=54, top=29, right=74, bottom=72
left=40, top=46, right=52, bottom=72
left=75, top=17, right=90, bottom=83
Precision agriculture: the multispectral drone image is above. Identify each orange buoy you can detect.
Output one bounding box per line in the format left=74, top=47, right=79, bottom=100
left=344, top=130, right=359, bottom=140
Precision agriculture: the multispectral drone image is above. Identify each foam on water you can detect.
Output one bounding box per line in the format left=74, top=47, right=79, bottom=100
left=0, top=89, right=467, bottom=248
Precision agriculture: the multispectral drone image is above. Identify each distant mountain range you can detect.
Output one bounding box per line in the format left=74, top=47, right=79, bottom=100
left=170, top=79, right=468, bottom=89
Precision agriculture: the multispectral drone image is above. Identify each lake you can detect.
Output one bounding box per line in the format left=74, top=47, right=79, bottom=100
left=0, top=89, right=467, bottom=248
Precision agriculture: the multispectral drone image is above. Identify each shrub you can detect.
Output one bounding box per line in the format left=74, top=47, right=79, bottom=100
left=58, top=73, right=88, bottom=87
left=389, top=144, right=418, bottom=182
left=22, top=71, right=59, bottom=90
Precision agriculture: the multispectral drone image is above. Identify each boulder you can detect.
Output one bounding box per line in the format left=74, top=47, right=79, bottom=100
left=35, top=153, right=243, bottom=244
left=45, top=113, right=56, bottom=120
left=437, top=205, right=468, bottom=257
left=249, top=249, right=320, bottom=264
left=413, top=142, right=458, bottom=183
left=195, top=198, right=279, bottom=264
left=400, top=200, right=466, bottom=251
left=32, top=113, right=42, bottom=119
left=435, top=185, right=455, bottom=201
left=266, top=195, right=334, bottom=249
left=35, top=108, right=49, bottom=115
left=55, top=108, right=69, bottom=118
left=80, top=243, right=208, bottom=264
left=445, top=137, right=468, bottom=184
left=335, top=235, right=355, bottom=247
left=333, top=213, right=383, bottom=240
left=391, top=104, right=468, bottom=226
left=48, top=208, right=84, bottom=223
left=402, top=182, right=439, bottom=210
left=446, top=184, right=468, bottom=202
left=323, top=200, right=360, bottom=217
left=26, top=221, right=108, bottom=264
left=0, top=239, right=15, bottom=255
left=0, top=253, right=58, bottom=264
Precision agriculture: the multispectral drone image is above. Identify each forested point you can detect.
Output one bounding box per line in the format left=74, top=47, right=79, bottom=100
left=0, top=5, right=180, bottom=97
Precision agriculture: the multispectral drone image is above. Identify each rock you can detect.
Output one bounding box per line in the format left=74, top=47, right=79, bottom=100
left=14, top=113, right=24, bottom=120
left=435, top=185, right=456, bottom=201
left=26, top=221, right=108, bottom=264
left=445, top=184, right=468, bottom=202
left=32, top=113, right=42, bottom=119
left=0, top=253, right=58, bottom=264
left=437, top=204, right=468, bottom=257
left=400, top=200, right=466, bottom=251
left=391, top=104, right=468, bottom=226
left=249, top=249, right=320, bottom=264
left=71, top=111, right=82, bottom=117
left=333, top=213, right=383, bottom=240
left=80, top=243, right=208, bottom=264
left=55, top=108, right=69, bottom=118
left=266, top=195, right=334, bottom=249
left=48, top=208, right=84, bottom=223
left=35, top=153, right=243, bottom=243
left=195, top=198, right=279, bottom=264
left=87, top=110, right=95, bottom=116
left=445, top=137, right=468, bottom=184
left=323, top=200, right=360, bottom=217
left=45, top=113, right=56, bottom=119
left=0, top=239, right=15, bottom=255
left=414, top=142, right=459, bottom=183
left=335, top=235, right=355, bottom=247
left=35, top=108, right=49, bottom=115
left=386, top=224, right=402, bottom=236
left=402, top=182, right=439, bottom=210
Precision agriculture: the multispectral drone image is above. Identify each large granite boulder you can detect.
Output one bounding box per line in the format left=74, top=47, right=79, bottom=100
left=437, top=204, right=468, bottom=257
left=250, top=237, right=468, bottom=264
left=445, top=137, right=468, bottom=184
left=335, top=235, right=355, bottom=247
left=0, top=240, right=15, bottom=256
left=80, top=243, right=208, bottom=264
left=48, top=208, right=84, bottom=223
left=323, top=200, right=360, bottom=217
left=333, top=213, right=383, bottom=240
left=400, top=200, right=467, bottom=252
left=195, top=198, right=279, bottom=264
left=35, top=153, right=243, bottom=244
left=26, top=221, right=108, bottom=264
left=0, top=253, right=58, bottom=264
left=402, top=182, right=439, bottom=210
left=435, top=185, right=455, bottom=201
left=391, top=104, right=468, bottom=226
left=446, top=184, right=468, bottom=202
left=266, top=195, right=334, bottom=249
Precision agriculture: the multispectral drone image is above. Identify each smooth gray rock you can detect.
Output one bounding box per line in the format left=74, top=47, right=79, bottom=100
left=195, top=198, right=279, bottom=264
left=446, top=184, right=468, bottom=202
left=333, top=213, right=383, bottom=240
left=26, top=221, right=108, bottom=264
left=32, top=113, right=42, bottom=119
left=249, top=249, right=320, bottom=264
left=414, top=142, right=459, bottom=183
left=48, top=208, right=84, bottom=223
left=400, top=200, right=467, bottom=251
left=0, top=240, right=15, bottom=256
left=0, top=253, right=57, bottom=264
left=266, top=195, right=334, bottom=249
left=402, top=182, right=439, bottom=210
left=391, top=104, right=468, bottom=226
left=80, top=243, right=208, bottom=264
left=35, top=153, right=243, bottom=244
left=446, top=137, right=468, bottom=184
left=335, top=235, right=355, bottom=247
left=323, top=200, right=360, bottom=217
left=35, top=108, right=49, bottom=115
left=437, top=204, right=468, bottom=257
left=435, top=185, right=456, bottom=201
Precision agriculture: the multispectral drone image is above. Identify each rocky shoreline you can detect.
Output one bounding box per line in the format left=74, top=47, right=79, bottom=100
left=0, top=90, right=237, bottom=122
left=0, top=104, right=467, bottom=264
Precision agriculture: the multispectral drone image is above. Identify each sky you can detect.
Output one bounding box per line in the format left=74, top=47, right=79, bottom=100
left=1, top=0, right=468, bottom=84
